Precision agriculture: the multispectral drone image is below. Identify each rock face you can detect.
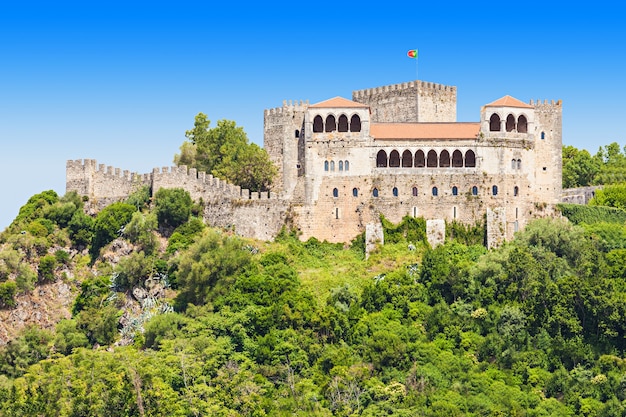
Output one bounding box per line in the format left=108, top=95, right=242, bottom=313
left=0, top=281, right=73, bottom=346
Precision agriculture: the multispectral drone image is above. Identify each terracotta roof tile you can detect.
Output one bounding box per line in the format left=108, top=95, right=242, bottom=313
left=370, top=123, right=480, bottom=140
left=309, top=96, right=370, bottom=108
left=484, top=95, right=533, bottom=109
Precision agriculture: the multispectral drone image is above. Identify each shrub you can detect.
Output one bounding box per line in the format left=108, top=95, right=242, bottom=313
left=0, top=282, right=17, bottom=308
left=38, top=255, right=57, bottom=283
left=154, top=188, right=193, bottom=229
left=89, top=202, right=137, bottom=259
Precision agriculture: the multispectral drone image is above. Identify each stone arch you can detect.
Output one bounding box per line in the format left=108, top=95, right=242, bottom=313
left=344, top=160, right=349, bottom=171
left=376, top=150, right=388, bottom=167
left=338, top=114, right=349, bottom=132
left=452, top=150, right=463, bottom=167
left=439, top=150, right=451, bottom=167
left=401, top=150, right=413, bottom=167
left=414, top=150, right=425, bottom=167
left=427, top=150, right=437, bottom=167
left=465, top=150, right=476, bottom=167
left=313, top=115, right=323, bottom=133
left=506, top=114, right=516, bottom=132
left=338, top=160, right=344, bottom=171
left=517, top=115, right=528, bottom=133
left=489, top=113, right=501, bottom=131
left=389, top=150, right=401, bottom=167
left=350, top=114, right=361, bottom=132
left=325, top=115, right=336, bottom=132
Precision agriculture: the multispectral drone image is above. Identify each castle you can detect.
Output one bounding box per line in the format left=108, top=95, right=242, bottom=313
left=66, top=79, right=562, bottom=248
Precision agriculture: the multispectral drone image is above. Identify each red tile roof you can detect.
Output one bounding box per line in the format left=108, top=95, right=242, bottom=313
left=484, top=95, right=533, bottom=109
left=370, top=123, right=480, bottom=140
left=309, top=96, right=370, bottom=108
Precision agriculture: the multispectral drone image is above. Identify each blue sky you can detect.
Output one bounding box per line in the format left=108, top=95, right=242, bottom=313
left=1, top=1, right=625, bottom=231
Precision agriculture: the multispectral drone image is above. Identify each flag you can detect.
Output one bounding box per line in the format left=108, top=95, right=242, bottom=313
left=407, top=49, right=418, bottom=59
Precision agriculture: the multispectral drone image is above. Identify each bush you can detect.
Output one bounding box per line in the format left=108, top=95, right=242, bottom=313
left=89, top=202, right=137, bottom=259
left=68, top=209, right=94, bottom=249
left=0, top=282, right=17, bottom=308
left=154, top=188, right=193, bottom=229
left=38, top=255, right=57, bottom=283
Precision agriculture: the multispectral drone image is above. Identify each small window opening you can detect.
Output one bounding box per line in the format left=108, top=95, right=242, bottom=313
left=333, top=188, right=338, bottom=198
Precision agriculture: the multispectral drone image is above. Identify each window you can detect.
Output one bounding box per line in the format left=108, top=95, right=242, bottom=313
left=402, top=150, right=413, bottom=167
left=333, top=188, right=338, bottom=198
left=514, top=186, right=519, bottom=196
left=313, top=115, right=323, bottom=133
left=453, top=206, right=457, bottom=219
left=517, top=159, right=521, bottom=170
left=452, top=150, right=463, bottom=167
left=412, top=187, right=418, bottom=196
left=389, top=150, right=400, bottom=167
left=393, top=187, right=398, bottom=197
left=506, top=114, right=516, bottom=132
left=353, top=188, right=358, bottom=197
left=412, top=207, right=418, bottom=217
left=432, top=187, right=438, bottom=196
left=295, top=129, right=299, bottom=138
left=414, top=150, right=425, bottom=168
left=427, top=150, right=437, bottom=167
left=335, top=208, right=339, bottom=219
left=330, top=161, right=335, bottom=171
left=338, top=114, right=348, bottom=132
left=376, top=150, right=388, bottom=167
left=489, top=114, right=501, bottom=131
left=373, top=188, right=379, bottom=197
left=338, top=161, right=343, bottom=171
left=350, top=114, right=361, bottom=132
left=472, top=186, right=478, bottom=196
left=452, top=186, right=458, bottom=196
left=511, top=159, right=517, bottom=169
left=541, top=131, right=545, bottom=140
left=324, top=161, right=329, bottom=171
left=517, top=115, right=528, bottom=133
left=344, top=160, right=349, bottom=171
left=492, top=185, right=498, bottom=196
left=465, top=150, right=476, bottom=167
left=325, top=115, right=336, bottom=132
left=439, top=150, right=450, bottom=167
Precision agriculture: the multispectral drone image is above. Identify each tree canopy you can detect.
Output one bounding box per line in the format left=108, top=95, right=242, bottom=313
left=174, top=113, right=277, bottom=192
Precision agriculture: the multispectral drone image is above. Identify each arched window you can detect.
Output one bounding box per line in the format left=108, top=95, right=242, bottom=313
left=517, top=159, right=521, bottom=170
left=353, top=188, right=358, bottom=197
left=376, top=150, right=388, bottom=167
left=489, top=114, right=501, bottom=131
left=412, top=187, right=418, bottom=196
left=506, top=114, right=516, bottom=132
left=330, top=161, right=335, bottom=171
left=432, top=187, right=438, bottom=196
left=452, top=186, right=458, bottom=196
left=389, top=150, right=401, bottom=167
left=492, top=185, right=498, bottom=196
left=344, top=160, right=349, bottom=171
left=514, top=186, right=519, bottom=196
left=324, top=161, right=329, bottom=171
left=325, top=115, right=336, bottom=132
left=439, top=150, right=450, bottom=167
left=333, top=188, right=338, bottom=198
left=452, top=150, right=463, bottom=167
left=402, top=150, right=412, bottom=167
left=541, top=131, right=545, bottom=140
left=472, top=186, right=478, bottom=196
left=313, top=115, right=323, bottom=132
left=373, top=188, right=379, bottom=197
left=295, top=129, right=299, bottom=138
left=338, top=114, right=348, bottom=132
left=338, top=160, right=343, bottom=171
left=350, top=115, right=361, bottom=132
left=517, top=115, right=528, bottom=133
left=511, top=159, right=517, bottom=169
left=465, top=150, right=476, bottom=167
left=414, top=150, right=425, bottom=168
left=393, top=187, right=398, bottom=197
left=427, top=150, right=437, bottom=167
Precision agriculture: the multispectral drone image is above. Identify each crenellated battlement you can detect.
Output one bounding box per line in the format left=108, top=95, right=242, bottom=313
left=264, top=100, right=309, bottom=116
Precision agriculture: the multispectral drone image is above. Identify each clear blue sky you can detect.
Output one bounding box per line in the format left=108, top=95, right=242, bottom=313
left=1, top=1, right=624, bottom=231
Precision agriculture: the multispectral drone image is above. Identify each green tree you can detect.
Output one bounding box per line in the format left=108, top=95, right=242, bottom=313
left=154, top=188, right=192, bottom=230
left=90, top=202, right=136, bottom=260
left=562, top=145, right=601, bottom=188
left=174, top=113, right=277, bottom=192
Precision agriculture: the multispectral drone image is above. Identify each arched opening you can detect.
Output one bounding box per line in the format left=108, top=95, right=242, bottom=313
left=465, top=150, right=476, bottom=167
left=452, top=186, right=458, bottom=196
left=489, top=113, right=501, bottom=131
left=517, top=159, right=521, bottom=169
left=324, top=161, right=329, bottom=171
left=402, top=150, right=413, bottom=167
left=514, top=186, right=519, bottom=196
left=350, top=115, right=361, bottom=132
left=414, top=150, right=425, bottom=168
left=333, top=188, right=338, bottom=198
left=338, top=114, right=348, bottom=132
left=393, top=187, right=398, bottom=197
left=344, top=160, right=349, bottom=171
left=389, top=150, right=400, bottom=167
left=506, top=114, right=516, bottom=132
left=511, top=159, right=517, bottom=169
left=517, top=115, right=528, bottom=133
left=295, top=130, right=299, bottom=138
left=376, top=150, right=388, bottom=167
left=472, top=186, right=478, bottom=196
left=427, top=150, right=437, bottom=167
left=325, top=115, right=336, bottom=132
left=313, top=115, right=323, bottom=133
left=338, top=160, right=344, bottom=171
left=412, top=187, right=418, bottom=196
left=432, top=187, right=438, bottom=196
left=541, top=131, right=545, bottom=140
left=373, top=188, right=379, bottom=197
left=353, top=188, right=358, bottom=197
left=452, top=150, right=463, bottom=167
left=330, top=161, right=335, bottom=171
left=439, top=150, right=450, bottom=167
left=492, top=185, right=498, bottom=196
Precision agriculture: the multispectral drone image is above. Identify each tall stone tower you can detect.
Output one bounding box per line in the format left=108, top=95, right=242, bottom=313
left=352, top=80, right=457, bottom=123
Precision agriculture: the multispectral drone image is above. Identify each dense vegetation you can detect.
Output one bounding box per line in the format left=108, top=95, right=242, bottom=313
left=1, top=142, right=626, bottom=415
left=563, top=142, right=626, bottom=188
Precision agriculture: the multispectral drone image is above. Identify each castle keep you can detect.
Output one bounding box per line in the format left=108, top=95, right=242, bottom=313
left=67, top=79, right=562, bottom=247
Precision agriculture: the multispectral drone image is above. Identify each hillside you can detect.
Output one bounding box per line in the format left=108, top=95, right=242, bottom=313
left=2, top=186, right=626, bottom=415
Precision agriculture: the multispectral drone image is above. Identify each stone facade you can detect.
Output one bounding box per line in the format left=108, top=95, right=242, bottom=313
left=67, top=79, right=563, bottom=247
